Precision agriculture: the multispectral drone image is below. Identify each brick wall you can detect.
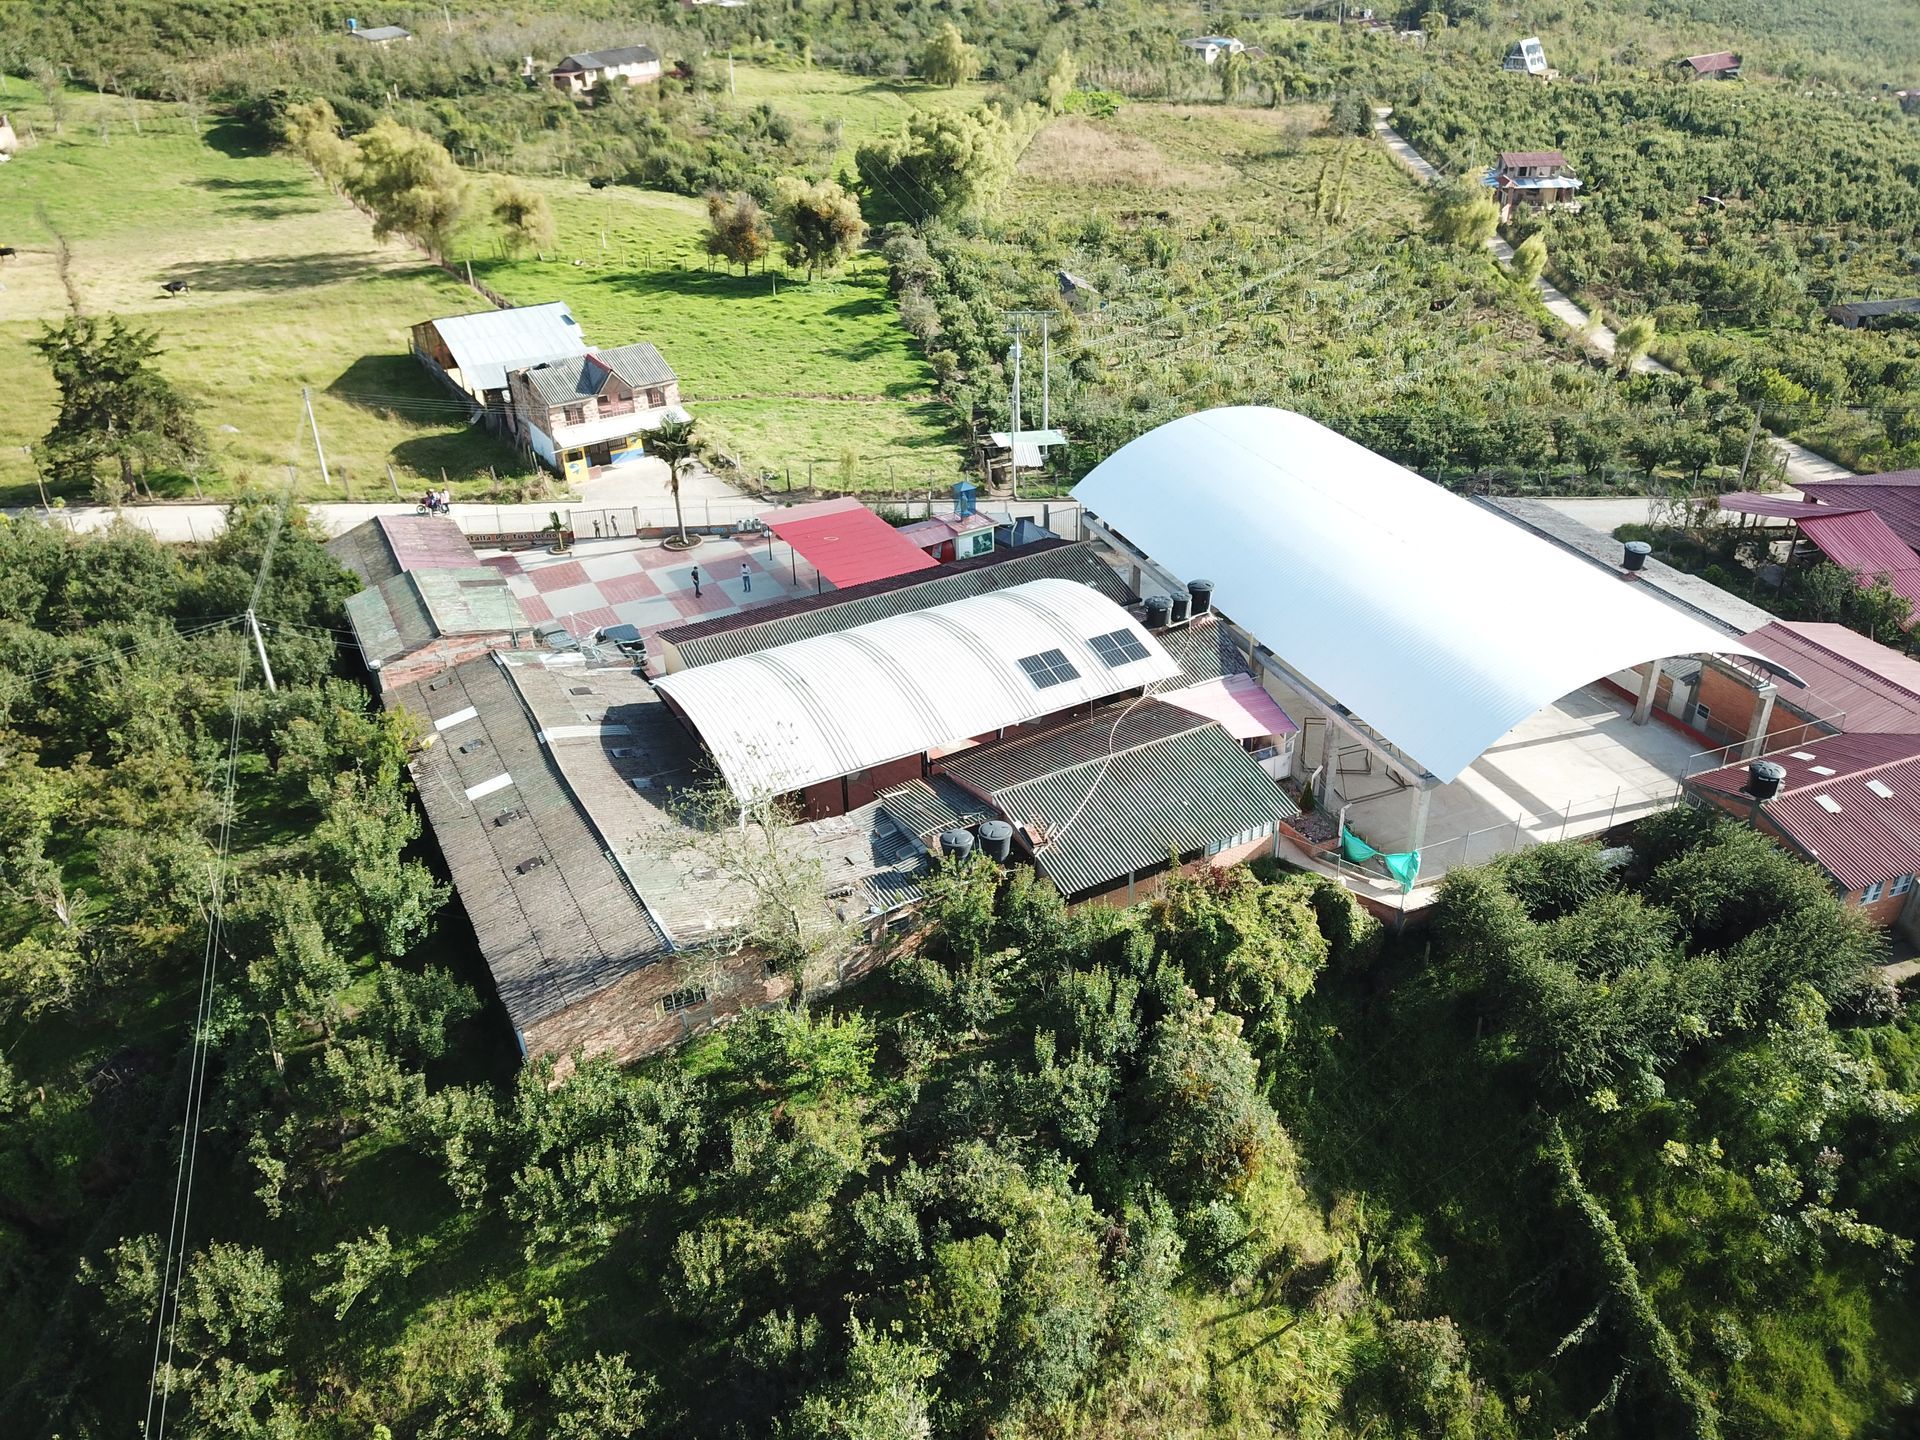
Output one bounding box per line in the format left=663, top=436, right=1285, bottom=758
left=522, top=948, right=795, bottom=1069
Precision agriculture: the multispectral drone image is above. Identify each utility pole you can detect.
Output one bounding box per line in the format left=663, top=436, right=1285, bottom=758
left=729, top=50, right=736, bottom=97
left=302, top=387, right=333, bottom=488
left=245, top=609, right=277, bottom=692
left=1041, top=315, right=1051, bottom=432
left=1735, top=400, right=1764, bottom=491
left=442, top=1, right=453, bottom=34
left=22, top=445, right=49, bottom=514
left=1007, top=330, right=1023, bottom=501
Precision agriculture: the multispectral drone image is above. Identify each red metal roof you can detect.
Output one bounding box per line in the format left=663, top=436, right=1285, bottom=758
left=1682, top=51, right=1740, bottom=71
left=1801, top=471, right=1920, bottom=550
left=764, top=498, right=940, bottom=589
left=376, top=514, right=478, bottom=571
left=1689, top=732, right=1920, bottom=890
left=1795, top=509, right=1920, bottom=622
left=1743, top=621, right=1920, bottom=732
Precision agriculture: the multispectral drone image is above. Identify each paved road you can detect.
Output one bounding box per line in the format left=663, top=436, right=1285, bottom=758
left=1372, top=109, right=1854, bottom=495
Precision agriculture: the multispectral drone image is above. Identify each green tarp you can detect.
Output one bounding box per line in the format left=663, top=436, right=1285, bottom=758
left=1340, top=825, right=1421, bottom=893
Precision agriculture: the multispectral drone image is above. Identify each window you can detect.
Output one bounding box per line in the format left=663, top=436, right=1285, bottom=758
left=563, top=405, right=586, bottom=426
left=662, top=985, right=709, bottom=1015
left=1895, top=874, right=1915, bottom=897
left=1016, top=648, right=1080, bottom=689
left=1087, top=628, right=1151, bottom=668
left=647, top=388, right=665, bottom=407
left=1862, top=881, right=1886, bottom=905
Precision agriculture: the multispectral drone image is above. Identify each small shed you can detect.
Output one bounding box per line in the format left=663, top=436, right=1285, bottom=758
left=1679, top=50, right=1742, bottom=79
left=898, top=512, right=997, bottom=563
left=1827, top=298, right=1920, bottom=330
left=1181, top=36, right=1244, bottom=65
left=348, top=23, right=412, bottom=43
left=1503, top=36, right=1549, bottom=76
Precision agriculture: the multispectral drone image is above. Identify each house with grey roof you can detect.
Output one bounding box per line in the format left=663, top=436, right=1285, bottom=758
left=550, top=44, right=663, bottom=94
left=410, top=301, right=590, bottom=415
left=506, top=342, right=686, bottom=481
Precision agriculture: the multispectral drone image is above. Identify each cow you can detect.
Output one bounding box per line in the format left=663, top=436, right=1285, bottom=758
left=161, top=280, right=191, bottom=296
left=0, top=247, right=16, bottom=261
left=589, top=177, right=609, bottom=190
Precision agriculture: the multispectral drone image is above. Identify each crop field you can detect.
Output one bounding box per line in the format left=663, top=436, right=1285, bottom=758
left=0, top=79, right=521, bottom=507
left=468, top=176, right=966, bottom=490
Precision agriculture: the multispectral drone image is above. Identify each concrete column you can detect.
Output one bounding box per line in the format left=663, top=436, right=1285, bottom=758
left=1741, top=682, right=1778, bottom=760
left=1632, top=659, right=1664, bottom=726
left=1407, top=784, right=1433, bottom=856
left=1130, top=563, right=1143, bottom=596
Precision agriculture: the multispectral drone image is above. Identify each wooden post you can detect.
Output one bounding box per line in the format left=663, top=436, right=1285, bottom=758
left=387, top=464, right=402, bottom=499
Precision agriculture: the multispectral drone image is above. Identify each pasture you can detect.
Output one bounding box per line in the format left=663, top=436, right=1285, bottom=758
left=726, top=62, right=991, bottom=168
left=468, top=177, right=965, bottom=491
left=0, top=79, right=520, bottom=507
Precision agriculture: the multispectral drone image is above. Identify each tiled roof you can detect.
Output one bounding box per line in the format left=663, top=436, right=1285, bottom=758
left=1689, top=732, right=1920, bottom=890
left=939, top=701, right=1296, bottom=896
left=1742, top=620, right=1920, bottom=732
left=389, top=657, right=671, bottom=1034
left=657, top=540, right=1134, bottom=668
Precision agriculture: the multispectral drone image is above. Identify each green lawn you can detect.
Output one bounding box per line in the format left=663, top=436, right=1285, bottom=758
left=467, top=178, right=966, bottom=490
left=726, top=63, right=990, bottom=169
left=0, top=79, right=528, bottom=507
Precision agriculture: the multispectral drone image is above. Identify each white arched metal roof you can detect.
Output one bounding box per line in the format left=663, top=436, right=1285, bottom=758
left=653, top=578, right=1178, bottom=803
left=1073, top=407, right=1760, bottom=783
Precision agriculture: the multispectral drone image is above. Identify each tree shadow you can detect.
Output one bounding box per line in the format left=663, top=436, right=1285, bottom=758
left=193, top=176, right=311, bottom=197
left=156, top=253, right=378, bottom=293
left=201, top=116, right=272, bottom=160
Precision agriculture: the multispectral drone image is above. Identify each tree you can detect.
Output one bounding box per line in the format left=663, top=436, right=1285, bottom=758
left=795, top=1319, right=939, bottom=1440
left=1043, top=50, right=1078, bottom=114
left=31, top=316, right=203, bottom=503
left=552, top=1352, right=655, bottom=1440
left=313, top=1227, right=404, bottom=1319
left=1615, top=314, right=1658, bottom=371
left=1426, top=177, right=1498, bottom=249
left=777, top=178, right=868, bottom=278
left=705, top=190, right=773, bottom=275
left=856, top=107, right=1024, bottom=222
left=344, top=119, right=471, bottom=259
left=921, top=22, right=981, bottom=89
left=277, top=97, right=355, bottom=187
left=29, top=56, right=67, bottom=134
left=1219, top=48, right=1247, bottom=102
left=648, top=414, right=700, bottom=547
left=491, top=178, right=556, bottom=256
left=1512, top=231, right=1548, bottom=285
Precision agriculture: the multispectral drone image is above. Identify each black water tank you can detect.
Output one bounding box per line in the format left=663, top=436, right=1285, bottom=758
left=1143, top=595, right=1172, bottom=630
left=1746, top=760, right=1787, bottom=801
left=978, top=820, right=1014, bottom=862
left=940, top=828, right=975, bottom=861
left=1168, top=592, right=1191, bottom=625
left=1188, top=578, right=1215, bottom=614
left=1623, top=541, right=1652, bottom=572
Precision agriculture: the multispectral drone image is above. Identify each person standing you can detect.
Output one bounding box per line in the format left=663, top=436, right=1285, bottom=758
left=740, top=560, right=752, bottom=593
left=690, top=564, right=702, bottom=599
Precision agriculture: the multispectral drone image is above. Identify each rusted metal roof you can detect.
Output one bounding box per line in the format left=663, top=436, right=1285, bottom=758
left=1498, top=150, right=1568, bottom=169
left=1689, top=732, right=1920, bottom=890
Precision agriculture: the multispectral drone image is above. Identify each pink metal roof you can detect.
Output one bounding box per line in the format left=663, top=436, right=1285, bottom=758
left=1716, top=491, right=1860, bottom=521
left=765, top=498, right=939, bottom=589
left=1689, top=732, right=1920, bottom=890
left=376, top=514, right=477, bottom=571
left=1683, top=50, right=1740, bottom=71
left=1795, top=509, right=1920, bottom=622
left=1743, top=621, right=1920, bottom=732
left=1155, top=673, right=1298, bottom=740
left=1802, top=471, right=1920, bottom=550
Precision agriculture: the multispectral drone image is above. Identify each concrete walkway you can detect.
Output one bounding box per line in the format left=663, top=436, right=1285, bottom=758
left=1371, top=109, right=1856, bottom=495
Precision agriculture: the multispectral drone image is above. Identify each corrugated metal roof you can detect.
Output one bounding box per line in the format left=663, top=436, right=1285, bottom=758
left=1717, top=492, right=1857, bottom=521
left=325, top=514, right=476, bottom=588
left=1156, top=673, right=1298, bottom=739
left=1742, top=620, right=1920, bottom=731
left=1689, top=732, right=1920, bottom=890
left=658, top=540, right=1133, bottom=669
left=344, top=568, right=527, bottom=666
left=1682, top=51, right=1739, bottom=71
left=877, top=776, right=995, bottom=840
left=941, top=702, right=1296, bottom=896
left=522, top=342, right=677, bottom=411
left=1795, top=510, right=1920, bottom=619
left=427, top=301, right=588, bottom=394
left=766, top=497, right=940, bottom=589
left=1150, top=616, right=1249, bottom=682
left=557, top=44, right=660, bottom=69
left=1802, top=472, right=1920, bottom=551
left=1499, top=150, right=1569, bottom=169
left=653, top=578, right=1180, bottom=803
left=390, top=657, right=671, bottom=1033
left=1075, top=408, right=1761, bottom=783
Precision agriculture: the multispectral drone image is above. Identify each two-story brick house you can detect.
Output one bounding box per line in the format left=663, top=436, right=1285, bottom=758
left=1489, top=150, right=1583, bottom=222
left=506, top=343, right=685, bottom=482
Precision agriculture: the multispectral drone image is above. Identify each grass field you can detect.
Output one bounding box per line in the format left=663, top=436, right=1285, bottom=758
left=726, top=63, right=990, bottom=169
left=467, top=177, right=966, bottom=491
left=0, top=79, right=527, bottom=507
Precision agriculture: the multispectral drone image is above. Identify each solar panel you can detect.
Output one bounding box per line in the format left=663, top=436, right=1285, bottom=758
left=1087, top=628, right=1151, bottom=667
left=1016, top=648, right=1080, bottom=689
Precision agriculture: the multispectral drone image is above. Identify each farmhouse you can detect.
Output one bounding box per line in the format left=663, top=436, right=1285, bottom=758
left=1502, top=36, right=1550, bottom=77
left=411, top=301, right=589, bottom=415
left=1180, top=36, right=1244, bottom=64
left=1688, top=735, right=1920, bottom=933
left=506, top=342, right=685, bottom=481
left=1679, top=50, right=1742, bottom=79
left=1826, top=297, right=1920, bottom=330
left=550, top=45, right=664, bottom=94
left=1073, top=407, right=1790, bottom=906
left=1489, top=151, right=1583, bottom=220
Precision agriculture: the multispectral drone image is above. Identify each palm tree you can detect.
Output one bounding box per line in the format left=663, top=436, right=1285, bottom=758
left=651, top=415, right=699, bottom=548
